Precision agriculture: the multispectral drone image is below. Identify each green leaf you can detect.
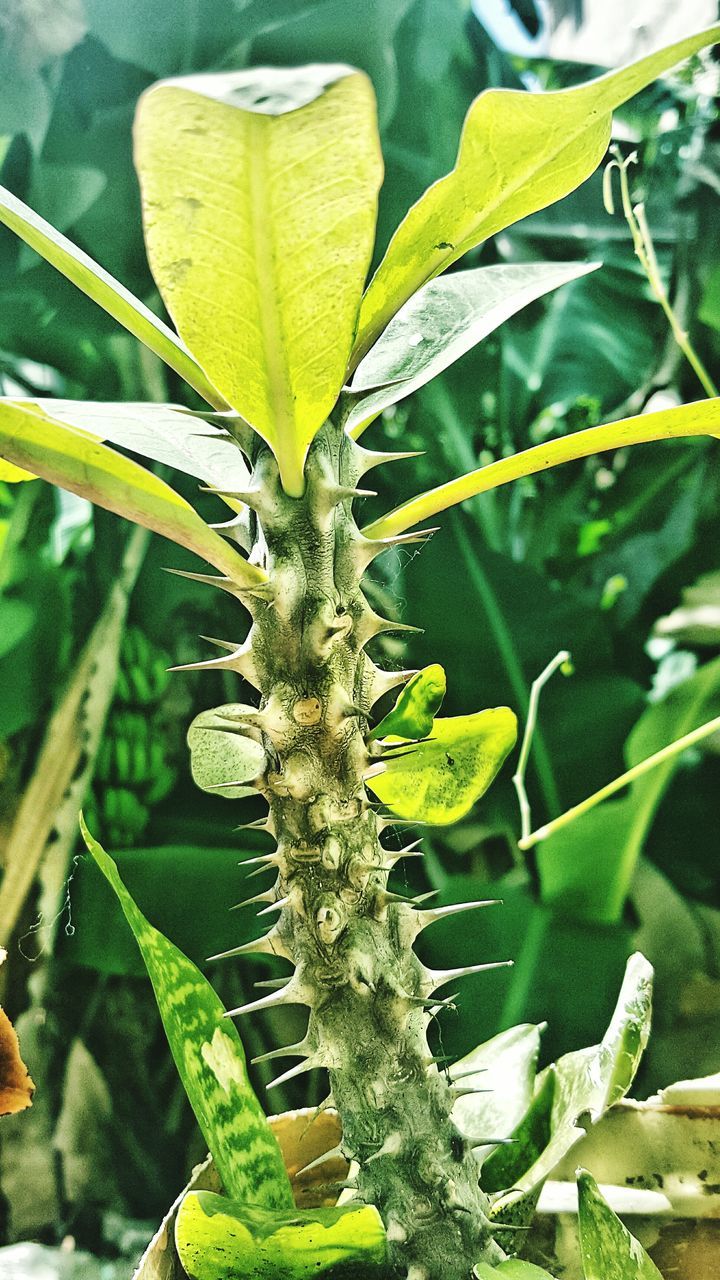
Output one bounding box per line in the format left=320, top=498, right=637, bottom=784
left=345, top=262, right=599, bottom=437
left=187, top=705, right=267, bottom=800
left=475, top=1261, right=558, bottom=1280
left=134, top=66, right=383, bottom=496
left=175, top=1190, right=388, bottom=1280
left=0, top=401, right=264, bottom=586
left=352, top=24, right=720, bottom=362
left=490, top=953, right=652, bottom=1212
left=363, top=398, right=720, bottom=540
left=451, top=1023, right=543, bottom=1156
left=9, top=399, right=251, bottom=493
left=537, top=654, right=720, bottom=924
left=365, top=707, right=517, bottom=824
left=577, top=1168, right=663, bottom=1280
left=0, top=184, right=225, bottom=408
left=0, top=598, right=35, bottom=660
left=79, top=819, right=293, bottom=1210
left=368, top=663, right=446, bottom=742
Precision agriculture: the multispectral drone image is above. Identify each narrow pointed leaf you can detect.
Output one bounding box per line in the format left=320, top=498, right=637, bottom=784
left=134, top=66, right=383, bottom=496
left=365, top=708, right=517, bottom=824
left=0, top=401, right=265, bottom=586
left=352, top=24, right=720, bottom=361
left=346, top=262, right=598, bottom=437
left=0, top=184, right=226, bottom=408
left=577, top=1169, right=663, bottom=1280
left=79, top=819, right=293, bottom=1209
left=188, top=704, right=267, bottom=800
left=363, top=398, right=720, bottom=540
left=4, top=398, right=251, bottom=493
left=475, top=1262, right=558, bottom=1280
left=175, top=1191, right=387, bottom=1280
left=451, top=1024, right=543, bottom=1156
left=368, top=664, right=446, bottom=742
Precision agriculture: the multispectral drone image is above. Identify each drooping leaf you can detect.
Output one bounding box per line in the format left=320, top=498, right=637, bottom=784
left=365, top=707, right=517, bottom=824
left=577, top=1168, right=663, bottom=1280
left=352, top=24, right=720, bottom=361
left=4, top=399, right=251, bottom=493
left=489, top=953, right=652, bottom=1213
left=134, top=66, right=383, bottom=496
left=345, top=261, right=598, bottom=437
left=362, top=398, right=720, bottom=540
left=474, top=1261, right=558, bottom=1280
left=187, top=705, right=267, bottom=800
left=0, top=401, right=265, bottom=586
left=175, top=1191, right=388, bottom=1280
left=451, top=1023, right=543, bottom=1158
left=0, top=184, right=225, bottom=408
left=79, top=819, right=293, bottom=1210
left=368, top=663, right=446, bottom=742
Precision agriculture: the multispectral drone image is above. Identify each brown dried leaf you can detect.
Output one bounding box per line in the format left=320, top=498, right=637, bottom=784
left=0, top=950, right=34, bottom=1116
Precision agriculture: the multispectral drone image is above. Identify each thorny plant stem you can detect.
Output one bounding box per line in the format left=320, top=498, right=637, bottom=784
left=519, top=711, right=720, bottom=851
left=512, top=650, right=572, bottom=846
left=604, top=146, right=718, bottom=399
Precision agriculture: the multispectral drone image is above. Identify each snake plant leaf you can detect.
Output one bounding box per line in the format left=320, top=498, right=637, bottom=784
left=3, top=399, right=251, bottom=494
left=345, top=262, right=598, bottom=438
left=0, top=185, right=225, bottom=409
left=134, top=66, right=383, bottom=497
left=488, top=954, right=653, bottom=1214
left=365, top=707, right=517, bottom=824
left=352, top=24, right=720, bottom=362
left=475, top=1262, right=558, bottom=1280
left=451, top=1023, right=543, bottom=1157
left=368, top=664, right=446, bottom=742
left=577, top=1169, right=663, bottom=1280
left=0, top=401, right=265, bottom=587
left=175, top=1191, right=388, bottom=1280
left=187, top=705, right=267, bottom=800
left=79, top=819, right=293, bottom=1210
left=363, top=398, right=720, bottom=540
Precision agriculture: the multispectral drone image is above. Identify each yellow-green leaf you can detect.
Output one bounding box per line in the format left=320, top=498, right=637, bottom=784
left=134, top=67, right=383, bottom=496
left=175, top=1191, right=387, bottom=1280
left=0, top=184, right=225, bottom=409
left=368, top=663, right=446, bottom=742
left=365, top=708, right=517, bottom=824
left=363, top=398, right=720, bottom=540
left=0, top=401, right=265, bottom=587
left=577, top=1169, right=663, bottom=1280
left=352, top=25, right=720, bottom=363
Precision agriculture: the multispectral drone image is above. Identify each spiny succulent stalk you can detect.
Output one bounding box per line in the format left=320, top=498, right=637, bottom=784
left=197, top=419, right=506, bottom=1279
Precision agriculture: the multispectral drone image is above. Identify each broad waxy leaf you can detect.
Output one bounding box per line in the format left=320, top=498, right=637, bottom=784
left=352, top=24, right=720, bottom=362
left=175, top=1190, right=388, bottom=1280
left=0, top=185, right=225, bottom=408
left=79, top=819, right=293, bottom=1210
left=3, top=399, right=252, bottom=494
left=451, top=1023, right=543, bottom=1157
left=0, top=401, right=264, bottom=587
left=187, top=705, right=267, bottom=800
left=365, top=707, right=517, bottom=824
left=475, top=1262, right=558, bottom=1280
left=134, top=66, right=383, bottom=496
left=577, top=1168, right=663, bottom=1280
left=490, top=954, right=652, bottom=1212
left=368, top=663, right=446, bottom=742
left=345, top=262, right=598, bottom=437
left=363, top=398, right=720, bottom=540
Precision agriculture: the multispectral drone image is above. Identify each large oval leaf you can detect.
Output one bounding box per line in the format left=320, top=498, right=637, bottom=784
left=345, top=262, right=598, bottom=437
left=365, top=708, right=517, bottom=824
left=134, top=66, right=383, bottom=496
left=352, top=24, right=720, bottom=362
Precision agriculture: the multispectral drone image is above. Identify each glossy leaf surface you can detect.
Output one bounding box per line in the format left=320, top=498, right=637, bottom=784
left=0, top=184, right=224, bottom=407
left=135, top=66, right=383, bottom=495
left=80, top=820, right=293, bottom=1209
left=175, top=1190, right=387, bottom=1280
left=365, top=707, right=517, bottom=824
left=363, top=398, right=720, bottom=540
left=368, top=663, right=446, bottom=741
left=353, top=24, right=720, bottom=361
left=0, top=402, right=263, bottom=585
left=187, top=705, right=267, bottom=800
left=577, top=1168, right=663, bottom=1280
left=451, top=1023, right=543, bottom=1156
left=346, top=261, right=598, bottom=436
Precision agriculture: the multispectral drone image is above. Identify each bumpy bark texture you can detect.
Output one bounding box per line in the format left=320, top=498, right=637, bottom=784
left=206, top=422, right=503, bottom=1279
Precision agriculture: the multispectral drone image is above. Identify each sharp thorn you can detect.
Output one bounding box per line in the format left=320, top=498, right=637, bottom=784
left=226, top=979, right=306, bottom=1018
left=257, top=894, right=290, bottom=916
left=206, top=927, right=289, bottom=962
left=294, top=1145, right=347, bottom=1178
left=231, top=889, right=277, bottom=911
left=251, top=1038, right=312, bottom=1065
left=198, top=634, right=243, bottom=652
left=266, top=1056, right=321, bottom=1091
left=412, top=899, right=501, bottom=933
left=254, top=977, right=290, bottom=990
left=425, top=960, right=513, bottom=992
